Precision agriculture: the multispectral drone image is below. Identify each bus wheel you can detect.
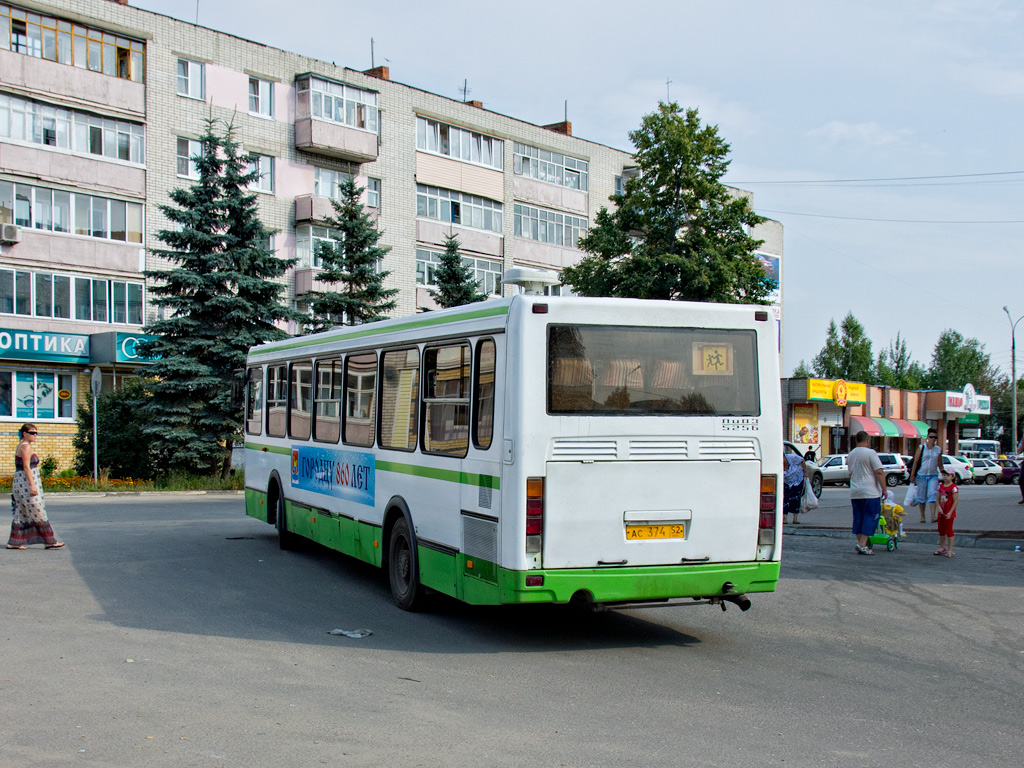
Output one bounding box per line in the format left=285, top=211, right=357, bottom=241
left=276, top=492, right=296, bottom=551
left=388, top=517, right=424, bottom=611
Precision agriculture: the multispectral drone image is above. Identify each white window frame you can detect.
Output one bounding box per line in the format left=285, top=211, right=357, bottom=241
left=513, top=203, right=587, bottom=249
left=415, top=116, right=504, bottom=171
left=176, top=58, right=204, bottom=100
left=313, top=167, right=352, bottom=199
left=247, top=154, right=274, bottom=193
left=513, top=142, right=588, bottom=192
left=367, top=177, right=381, bottom=209
left=415, top=184, right=503, bottom=234
left=176, top=137, right=201, bottom=179
left=415, top=248, right=503, bottom=297
left=296, top=224, right=343, bottom=269
left=298, top=76, right=379, bottom=134
left=248, top=76, right=273, bottom=118
left=3, top=370, right=76, bottom=421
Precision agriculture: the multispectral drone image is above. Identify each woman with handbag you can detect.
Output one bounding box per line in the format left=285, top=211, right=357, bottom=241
left=784, top=444, right=811, bottom=525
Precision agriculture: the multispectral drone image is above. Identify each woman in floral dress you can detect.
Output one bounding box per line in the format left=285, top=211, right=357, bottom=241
left=6, top=423, right=63, bottom=550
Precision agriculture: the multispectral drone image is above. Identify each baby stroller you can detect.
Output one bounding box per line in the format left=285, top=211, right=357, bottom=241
left=867, top=491, right=905, bottom=552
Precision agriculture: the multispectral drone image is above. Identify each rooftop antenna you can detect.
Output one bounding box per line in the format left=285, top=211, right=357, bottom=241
left=371, top=37, right=374, bottom=69
left=666, top=77, right=673, bottom=102
left=195, top=0, right=200, bottom=25
left=564, top=100, right=568, bottom=122
left=459, top=79, right=471, bottom=102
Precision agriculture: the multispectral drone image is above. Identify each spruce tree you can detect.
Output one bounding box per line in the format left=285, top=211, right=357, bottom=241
left=140, top=120, right=298, bottom=475
left=302, top=177, right=397, bottom=332
left=429, top=232, right=486, bottom=308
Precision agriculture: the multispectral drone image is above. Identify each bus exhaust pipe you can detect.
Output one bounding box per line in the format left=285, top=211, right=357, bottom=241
left=720, top=583, right=751, bottom=611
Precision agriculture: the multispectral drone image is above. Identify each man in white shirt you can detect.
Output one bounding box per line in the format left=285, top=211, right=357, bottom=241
left=848, top=430, right=886, bottom=556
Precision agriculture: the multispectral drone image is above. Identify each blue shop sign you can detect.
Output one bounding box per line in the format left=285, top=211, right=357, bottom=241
left=90, top=332, right=160, bottom=364
left=0, top=327, right=90, bottom=363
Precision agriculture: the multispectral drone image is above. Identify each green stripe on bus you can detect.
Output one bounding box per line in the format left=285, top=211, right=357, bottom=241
left=244, top=442, right=292, bottom=455
left=377, top=460, right=500, bottom=489
left=249, top=303, right=510, bottom=358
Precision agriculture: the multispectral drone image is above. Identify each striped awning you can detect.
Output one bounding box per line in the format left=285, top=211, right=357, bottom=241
left=889, top=418, right=923, bottom=438
left=910, top=420, right=930, bottom=437
left=849, top=415, right=884, bottom=436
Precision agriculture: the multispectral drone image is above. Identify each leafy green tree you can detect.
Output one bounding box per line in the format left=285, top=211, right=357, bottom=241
left=561, top=102, right=770, bottom=303
left=792, top=360, right=813, bottom=378
left=302, top=177, right=397, bottom=332
left=141, top=120, right=296, bottom=475
left=429, top=232, right=486, bottom=308
left=924, top=329, right=998, bottom=391
left=876, top=333, right=926, bottom=389
left=73, top=378, right=155, bottom=479
left=811, top=313, right=874, bottom=382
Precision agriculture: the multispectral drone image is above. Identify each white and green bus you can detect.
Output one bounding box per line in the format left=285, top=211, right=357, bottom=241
left=242, top=295, right=783, bottom=612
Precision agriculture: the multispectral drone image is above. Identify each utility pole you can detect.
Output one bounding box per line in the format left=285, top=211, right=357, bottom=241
left=1004, top=306, right=1022, bottom=454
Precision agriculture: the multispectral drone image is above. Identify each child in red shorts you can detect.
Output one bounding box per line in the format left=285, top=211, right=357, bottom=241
left=935, top=470, right=958, bottom=557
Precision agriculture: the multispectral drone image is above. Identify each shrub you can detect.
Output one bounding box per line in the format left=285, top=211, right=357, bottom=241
left=40, top=455, right=58, bottom=478
left=74, top=377, right=157, bottom=480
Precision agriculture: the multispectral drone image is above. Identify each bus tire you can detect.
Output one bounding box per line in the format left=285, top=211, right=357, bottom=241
left=388, top=516, right=424, bottom=611
left=275, top=489, right=297, bottom=551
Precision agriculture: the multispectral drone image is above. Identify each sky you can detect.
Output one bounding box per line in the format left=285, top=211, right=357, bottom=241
left=132, top=0, right=1024, bottom=383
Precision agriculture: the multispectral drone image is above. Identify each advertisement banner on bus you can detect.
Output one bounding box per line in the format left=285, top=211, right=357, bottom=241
left=290, top=446, right=375, bottom=506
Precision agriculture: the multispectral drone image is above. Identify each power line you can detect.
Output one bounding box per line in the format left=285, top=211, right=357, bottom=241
left=733, top=170, right=1024, bottom=185
left=760, top=209, right=1024, bottom=224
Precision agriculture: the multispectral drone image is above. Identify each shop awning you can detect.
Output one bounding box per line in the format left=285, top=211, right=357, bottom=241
left=889, top=418, right=922, bottom=438
left=849, top=415, right=884, bottom=436
left=910, top=420, right=929, bottom=437
left=874, top=417, right=902, bottom=437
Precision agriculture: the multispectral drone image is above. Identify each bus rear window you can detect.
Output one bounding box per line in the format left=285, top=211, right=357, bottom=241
left=548, top=325, right=760, bottom=416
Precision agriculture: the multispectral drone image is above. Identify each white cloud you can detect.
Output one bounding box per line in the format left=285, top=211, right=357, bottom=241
left=806, top=121, right=913, bottom=148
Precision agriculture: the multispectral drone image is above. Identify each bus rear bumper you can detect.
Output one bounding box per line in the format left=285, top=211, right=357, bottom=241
left=498, top=561, right=780, bottom=606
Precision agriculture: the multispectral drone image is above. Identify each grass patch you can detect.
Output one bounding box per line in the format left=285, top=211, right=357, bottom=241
left=0, top=471, right=245, bottom=493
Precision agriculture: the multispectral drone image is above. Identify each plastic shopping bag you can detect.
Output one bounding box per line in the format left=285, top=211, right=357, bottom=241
left=800, top=478, right=819, bottom=512
left=903, top=483, right=917, bottom=507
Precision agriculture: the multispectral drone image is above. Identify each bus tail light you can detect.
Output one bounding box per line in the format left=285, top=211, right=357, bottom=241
left=526, top=477, right=544, bottom=552
left=759, top=475, right=777, bottom=545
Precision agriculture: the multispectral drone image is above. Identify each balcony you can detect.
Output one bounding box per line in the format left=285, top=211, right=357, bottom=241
left=294, top=117, right=378, bottom=163
left=295, top=195, right=378, bottom=225
left=0, top=49, right=145, bottom=117
left=0, top=143, right=145, bottom=199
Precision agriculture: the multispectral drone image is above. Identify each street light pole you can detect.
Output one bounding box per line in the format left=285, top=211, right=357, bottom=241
left=1003, top=306, right=1023, bottom=454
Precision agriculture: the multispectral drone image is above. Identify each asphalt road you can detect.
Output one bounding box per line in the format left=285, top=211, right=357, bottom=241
left=2, top=495, right=1022, bottom=768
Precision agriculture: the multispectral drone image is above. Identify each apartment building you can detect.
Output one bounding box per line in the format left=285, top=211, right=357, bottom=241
left=0, top=0, right=782, bottom=471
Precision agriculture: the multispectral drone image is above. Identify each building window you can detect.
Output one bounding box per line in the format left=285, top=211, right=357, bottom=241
left=0, top=93, right=145, bottom=164
left=295, top=224, right=343, bottom=269
left=296, top=76, right=378, bottom=133
left=176, top=58, right=204, bottom=100
left=176, top=137, right=201, bottom=179
left=416, top=116, right=503, bottom=171
left=513, top=143, right=588, bottom=191
left=2, top=370, right=74, bottom=420
left=248, top=76, right=273, bottom=118
left=513, top=203, right=587, bottom=248
left=614, top=175, right=624, bottom=197
left=0, top=6, right=143, bottom=81
left=247, top=154, right=274, bottom=193
left=367, top=177, right=381, bottom=209
left=415, top=248, right=502, bottom=297
left=313, top=167, right=352, bottom=199
left=1, top=267, right=142, bottom=324
left=415, top=185, right=503, bottom=233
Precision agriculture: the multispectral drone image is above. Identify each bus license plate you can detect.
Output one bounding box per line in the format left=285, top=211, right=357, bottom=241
left=626, top=523, right=686, bottom=540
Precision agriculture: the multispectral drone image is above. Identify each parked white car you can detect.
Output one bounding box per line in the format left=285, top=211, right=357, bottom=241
left=817, top=453, right=908, bottom=487
left=967, top=457, right=1001, bottom=485
left=940, top=455, right=973, bottom=483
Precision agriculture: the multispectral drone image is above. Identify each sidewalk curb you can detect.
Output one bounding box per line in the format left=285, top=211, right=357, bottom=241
left=45, top=490, right=246, bottom=498
left=784, top=525, right=1024, bottom=550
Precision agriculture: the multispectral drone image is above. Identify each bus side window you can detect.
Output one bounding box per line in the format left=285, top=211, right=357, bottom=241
left=423, top=343, right=470, bottom=457
left=379, top=348, right=419, bottom=451
left=313, top=358, right=342, bottom=443
left=344, top=351, right=377, bottom=447
left=266, top=364, right=287, bottom=437
left=473, top=339, right=495, bottom=449
left=289, top=360, right=313, bottom=440
left=245, top=366, right=263, bottom=436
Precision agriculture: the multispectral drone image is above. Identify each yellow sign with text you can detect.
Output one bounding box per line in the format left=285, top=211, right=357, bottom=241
left=807, top=378, right=866, bottom=405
